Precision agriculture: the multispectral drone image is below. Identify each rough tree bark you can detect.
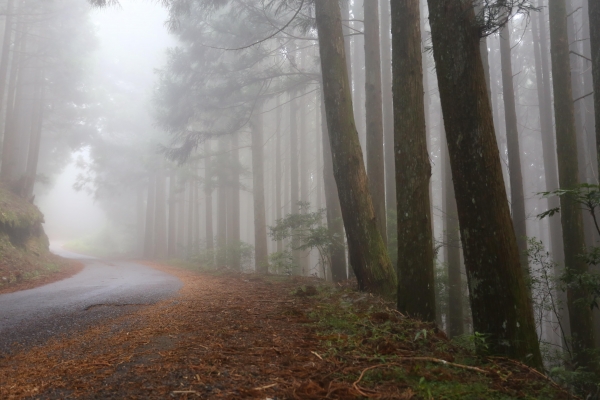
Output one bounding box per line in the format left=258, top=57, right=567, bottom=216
left=499, top=24, right=529, bottom=277
left=426, top=0, right=542, bottom=367
left=548, top=0, right=597, bottom=371
left=380, top=0, right=395, bottom=233
left=315, top=0, right=396, bottom=298
left=391, top=0, right=435, bottom=321
left=442, top=123, right=464, bottom=337
left=320, top=90, right=347, bottom=282
left=364, top=0, right=387, bottom=246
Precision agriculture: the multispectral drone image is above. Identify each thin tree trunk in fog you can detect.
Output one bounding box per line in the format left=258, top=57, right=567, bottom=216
left=299, top=86, right=310, bottom=274
left=177, top=180, right=185, bottom=257
left=548, top=0, right=597, bottom=371
left=168, top=171, right=177, bottom=258
left=154, top=163, right=168, bottom=259
left=251, top=112, right=268, bottom=273
left=275, top=99, right=283, bottom=253
left=532, top=4, right=570, bottom=345
left=137, top=187, right=145, bottom=257
left=320, top=91, right=347, bottom=282
left=532, top=1, right=565, bottom=266
left=427, top=0, right=542, bottom=367
left=144, top=173, right=156, bottom=258
left=442, top=125, right=463, bottom=337
left=391, top=0, right=435, bottom=322
left=187, top=179, right=194, bottom=254
left=0, top=20, right=25, bottom=184
left=205, top=141, right=214, bottom=252
left=193, top=171, right=200, bottom=252
left=352, top=0, right=366, bottom=158
left=0, top=0, right=14, bottom=124
left=289, top=91, right=301, bottom=274
left=315, top=0, right=396, bottom=298
left=228, top=133, right=241, bottom=269
left=217, top=138, right=227, bottom=265
left=24, top=66, right=44, bottom=199
left=591, top=0, right=600, bottom=177
left=499, top=24, right=529, bottom=277
left=342, top=0, right=352, bottom=78
left=364, top=0, right=387, bottom=246
left=316, top=100, right=323, bottom=211
left=380, top=0, right=395, bottom=234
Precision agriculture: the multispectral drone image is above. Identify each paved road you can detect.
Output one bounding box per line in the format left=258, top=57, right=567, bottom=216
left=0, top=245, right=182, bottom=354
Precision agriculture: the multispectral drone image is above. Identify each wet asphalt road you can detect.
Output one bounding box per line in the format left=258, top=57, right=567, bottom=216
left=0, top=246, right=182, bottom=354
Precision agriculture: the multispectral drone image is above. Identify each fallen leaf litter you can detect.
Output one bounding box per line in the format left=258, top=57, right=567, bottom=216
left=0, top=262, right=571, bottom=399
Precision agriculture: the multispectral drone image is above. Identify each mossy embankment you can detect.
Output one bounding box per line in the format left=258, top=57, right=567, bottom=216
left=0, top=185, right=81, bottom=294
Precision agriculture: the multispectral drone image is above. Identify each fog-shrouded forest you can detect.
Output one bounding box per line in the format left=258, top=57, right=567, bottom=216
left=0, top=0, right=599, bottom=398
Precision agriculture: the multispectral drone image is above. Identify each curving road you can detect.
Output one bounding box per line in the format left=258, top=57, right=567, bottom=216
left=0, top=245, right=182, bottom=354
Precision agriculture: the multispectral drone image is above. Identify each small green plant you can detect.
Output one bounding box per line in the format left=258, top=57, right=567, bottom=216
left=269, top=202, right=343, bottom=277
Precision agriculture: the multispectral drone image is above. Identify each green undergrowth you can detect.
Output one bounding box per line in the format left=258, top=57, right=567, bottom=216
left=299, top=284, right=568, bottom=400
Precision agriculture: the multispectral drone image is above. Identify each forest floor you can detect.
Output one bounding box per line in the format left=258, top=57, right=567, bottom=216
left=0, top=262, right=573, bottom=399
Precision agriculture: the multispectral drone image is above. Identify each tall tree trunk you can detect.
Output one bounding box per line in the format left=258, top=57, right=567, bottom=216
left=177, top=179, right=186, bottom=257
left=289, top=91, right=301, bottom=274
left=315, top=0, right=396, bottom=298
left=299, top=86, right=310, bottom=274
left=352, top=0, right=366, bottom=159
left=137, top=186, right=145, bottom=257
left=275, top=98, right=283, bottom=253
left=144, top=173, right=156, bottom=258
left=252, top=112, right=268, bottom=273
left=364, top=0, right=387, bottom=246
left=380, top=0, right=395, bottom=235
left=391, top=0, right=435, bottom=321
left=187, top=179, right=195, bottom=255
left=168, top=171, right=177, bottom=258
left=154, top=163, right=168, bottom=259
left=217, top=137, right=227, bottom=265
left=320, top=90, right=347, bottom=282
left=205, top=141, right=214, bottom=252
left=427, top=0, right=542, bottom=367
left=0, top=19, right=25, bottom=184
left=548, top=0, right=597, bottom=372
left=532, top=0, right=565, bottom=265
left=0, top=0, right=15, bottom=123
left=228, top=133, right=241, bottom=269
left=24, top=66, right=44, bottom=199
left=499, top=24, right=529, bottom=277
left=442, top=122, right=464, bottom=337
left=591, top=0, right=600, bottom=176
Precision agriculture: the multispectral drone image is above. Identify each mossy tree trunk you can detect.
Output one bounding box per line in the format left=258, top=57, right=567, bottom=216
left=548, top=0, right=597, bottom=372
left=315, top=0, right=396, bottom=298
left=426, top=0, right=542, bottom=367
left=391, top=0, right=435, bottom=321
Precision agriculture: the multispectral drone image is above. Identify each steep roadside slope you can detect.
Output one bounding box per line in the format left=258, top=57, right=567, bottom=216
left=0, top=185, right=80, bottom=293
